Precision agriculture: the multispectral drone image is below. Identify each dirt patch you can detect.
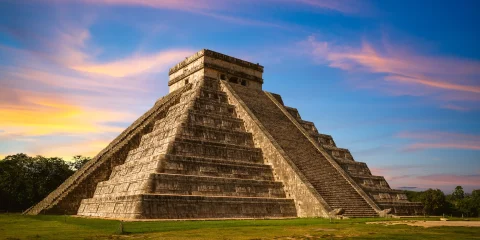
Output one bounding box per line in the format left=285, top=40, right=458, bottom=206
left=314, top=228, right=337, bottom=232
left=367, top=220, right=480, bottom=228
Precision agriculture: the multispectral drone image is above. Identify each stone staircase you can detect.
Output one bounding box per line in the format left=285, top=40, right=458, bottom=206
left=228, top=83, right=379, bottom=217
left=282, top=106, right=423, bottom=216
left=77, top=77, right=297, bottom=219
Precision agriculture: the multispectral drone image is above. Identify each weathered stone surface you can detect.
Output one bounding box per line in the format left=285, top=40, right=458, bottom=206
left=26, top=49, right=422, bottom=218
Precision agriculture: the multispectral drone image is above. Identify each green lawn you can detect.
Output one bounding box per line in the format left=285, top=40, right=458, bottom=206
left=0, top=214, right=479, bottom=240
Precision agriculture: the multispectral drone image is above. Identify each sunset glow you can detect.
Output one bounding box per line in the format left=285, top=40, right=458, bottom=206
left=1, top=0, right=478, bottom=193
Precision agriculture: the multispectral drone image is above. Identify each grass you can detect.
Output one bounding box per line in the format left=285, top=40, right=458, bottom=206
left=0, top=214, right=479, bottom=240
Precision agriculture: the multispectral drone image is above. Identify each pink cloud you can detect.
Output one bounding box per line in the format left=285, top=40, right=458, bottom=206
left=417, top=174, right=480, bottom=186
left=71, top=49, right=194, bottom=77
left=300, top=36, right=480, bottom=109
left=39, top=0, right=282, bottom=27
left=48, top=0, right=367, bottom=14
left=47, top=0, right=221, bottom=11
left=370, top=165, right=480, bottom=192
left=442, top=104, right=470, bottom=112
left=27, top=24, right=195, bottom=78
left=0, top=22, right=189, bottom=159
left=295, top=0, right=365, bottom=14
left=397, top=131, right=480, bottom=151
left=38, top=0, right=368, bottom=28
left=264, top=0, right=371, bottom=14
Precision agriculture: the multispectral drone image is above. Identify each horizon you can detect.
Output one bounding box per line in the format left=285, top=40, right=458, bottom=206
left=0, top=0, right=479, bottom=193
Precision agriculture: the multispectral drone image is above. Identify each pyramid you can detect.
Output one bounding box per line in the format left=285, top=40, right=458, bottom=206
left=25, top=49, right=422, bottom=219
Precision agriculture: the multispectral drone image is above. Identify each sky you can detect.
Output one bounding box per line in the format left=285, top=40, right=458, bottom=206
left=0, top=0, right=479, bottom=193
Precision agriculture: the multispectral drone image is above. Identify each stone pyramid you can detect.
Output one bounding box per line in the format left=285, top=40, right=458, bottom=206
left=26, top=50, right=422, bottom=219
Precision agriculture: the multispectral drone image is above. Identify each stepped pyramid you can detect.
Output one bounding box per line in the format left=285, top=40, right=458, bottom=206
left=26, top=49, right=422, bottom=219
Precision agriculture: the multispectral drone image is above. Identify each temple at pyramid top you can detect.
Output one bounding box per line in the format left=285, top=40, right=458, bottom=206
left=168, top=49, right=264, bottom=92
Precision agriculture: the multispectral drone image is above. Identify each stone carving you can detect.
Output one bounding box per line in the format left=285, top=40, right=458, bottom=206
left=329, top=208, right=345, bottom=216
left=26, top=49, right=422, bottom=219
left=379, top=208, right=392, bottom=217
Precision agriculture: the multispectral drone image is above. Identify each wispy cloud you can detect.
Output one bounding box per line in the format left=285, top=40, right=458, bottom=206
left=417, top=174, right=480, bottom=187
left=71, top=49, right=194, bottom=77
left=300, top=36, right=480, bottom=110
left=442, top=104, right=469, bottom=112
left=47, top=0, right=369, bottom=15
left=39, top=0, right=280, bottom=27
left=30, top=138, right=114, bottom=160
left=39, top=0, right=367, bottom=28
left=397, top=131, right=480, bottom=151
left=0, top=87, right=134, bottom=137
left=47, top=0, right=221, bottom=11
left=0, top=20, right=190, bottom=159
left=271, top=0, right=371, bottom=15
left=371, top=165, right=480, bottom=192
left=15, top=22, right=194, bottom=78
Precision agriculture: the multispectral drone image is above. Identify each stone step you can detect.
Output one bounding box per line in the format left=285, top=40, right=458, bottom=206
left=323, top=199, right=371, bottom=205
left=343, top=213, right=378, bottom=217
left=170, top=138, right=263, bottom=163
left=176, top=124, right=255, bottom=147
left=310, top=132, right=336, bottom=146
left=126, top=140, right=170, bottom=160
left=284, top=106, right=301, bottom=120
left=193, top=98, right=235, bottom=117
left=201, top=77, right=222, bottom=91
left=198, top=88, right=228, bottom=103
left=139, top=126, right=178, bottom=146
left=110, top=157, right=159, bottom=180
left=361, top=187, right=403, bottom=194
left=187, top=110, right=245, bottom=131
left=378, top=201, right=423, bottom=215
left=78, top=194, right=297, bottom=219
left=336, top=161, right=372, bottom=176
left=334, top=159, right=366, bottom=166
left=150, top=174, right=287, bottom=198
left=162, top=155, right=274, bottom=180
left=327, top=200, right=374, bottom=206
left=299, top=120, right=318, bottom=134
left=322, top=145, right=354, bottom=161
left=111, top=154, right=275, bottom=181
left=350, top=174, right=385, bottom=180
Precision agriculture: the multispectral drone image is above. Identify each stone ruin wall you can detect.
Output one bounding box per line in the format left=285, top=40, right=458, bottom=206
left=169, top=49, right=264, bottom=93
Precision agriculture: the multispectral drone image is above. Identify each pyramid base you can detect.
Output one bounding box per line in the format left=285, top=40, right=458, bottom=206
left=78, top=194, right=297, bottom=219
left=377, top=202, right=424, bottom=215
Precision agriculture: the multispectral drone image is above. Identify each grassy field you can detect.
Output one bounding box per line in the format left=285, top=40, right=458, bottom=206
left=0, top=214, right=479, bottom=240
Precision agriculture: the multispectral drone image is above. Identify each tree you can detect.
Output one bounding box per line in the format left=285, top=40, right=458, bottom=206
left=69, top=155, right=91, bottom=171
left=404, top=190, right=423, bottom=202
left=0, top=154, right=74, bottom=212
left=452, top=186, right=465, bottom=200
left=457, top=196, right=476, bottom=217
left=471, top=189, right=480, bottom=217
left=420, top=188, right=447, bottom=215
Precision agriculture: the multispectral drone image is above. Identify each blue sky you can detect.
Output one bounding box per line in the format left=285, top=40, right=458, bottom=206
left=0, top=0, right=478, bottom=193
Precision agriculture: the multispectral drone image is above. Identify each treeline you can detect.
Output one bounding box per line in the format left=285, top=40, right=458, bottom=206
left=405, top=187, right=480, bottom=217
left=0, top=153, right=91, bottom=212
left=1, top=153, right=479, bottom=217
